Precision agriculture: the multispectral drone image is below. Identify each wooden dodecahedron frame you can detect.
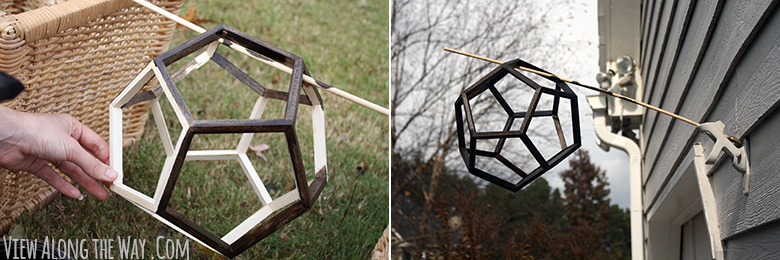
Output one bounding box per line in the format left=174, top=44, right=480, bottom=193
left=109, top=25, right=327, bottom=258
left=454, top=59, right=581, bottom=192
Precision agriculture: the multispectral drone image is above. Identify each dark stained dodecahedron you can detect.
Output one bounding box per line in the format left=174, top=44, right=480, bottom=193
left=113, top=24, right=327, bottom=258
left=454, top=59, right=581, bottom=192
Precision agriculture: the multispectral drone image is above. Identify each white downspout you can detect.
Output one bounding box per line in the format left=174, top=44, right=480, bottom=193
left=588, top=96, right=644, bottom=260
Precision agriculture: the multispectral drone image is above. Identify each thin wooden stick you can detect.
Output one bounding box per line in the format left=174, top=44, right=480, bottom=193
left=132, top=0, right=390, bottom=116
left=444, top=47, right=744, bottom=146
left=445, top=47, right=698, bottom=126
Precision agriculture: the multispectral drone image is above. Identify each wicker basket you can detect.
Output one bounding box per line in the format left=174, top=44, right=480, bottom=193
left=372, top=226, right=389, bottom=260
left=0, top=0, right=183, bottom=234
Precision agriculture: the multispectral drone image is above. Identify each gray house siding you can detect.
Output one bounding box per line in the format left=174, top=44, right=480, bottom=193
left=639, top=0, right=780, bottom=256
left=723, top=218, right=780, bottom=259
left=709, top=3, right=780, bottom=240
left=641, top=0, right=720, bottom=197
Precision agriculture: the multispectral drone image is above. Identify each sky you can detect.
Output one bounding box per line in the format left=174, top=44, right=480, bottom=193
left=541, top=0, right=633, bottom=209
left=390, top=0, right=634, bottom=209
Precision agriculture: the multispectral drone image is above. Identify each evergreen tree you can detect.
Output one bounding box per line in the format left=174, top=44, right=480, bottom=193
left=392, top=149, right=630, bottom=259
left=560, top=150, right=629, bottom=259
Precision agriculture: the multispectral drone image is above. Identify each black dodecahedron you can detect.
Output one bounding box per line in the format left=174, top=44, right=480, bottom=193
left=110, top=24, right=327, bottom=258
left=454, top=59, right=581, bottom=192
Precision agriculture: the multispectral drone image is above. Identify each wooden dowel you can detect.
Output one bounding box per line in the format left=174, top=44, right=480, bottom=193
left=444, top=47, right=699, bottom=127
left=444, top=47, right=747, bottom=146
left=132, top=0, right=390, bottom=116
left=133, top=0, right=206, bottom=33
left=228, top=43, right=390, bottom=116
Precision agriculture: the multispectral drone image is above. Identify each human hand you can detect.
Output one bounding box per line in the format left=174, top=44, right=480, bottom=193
left=0, top=105, right=117, bottom=200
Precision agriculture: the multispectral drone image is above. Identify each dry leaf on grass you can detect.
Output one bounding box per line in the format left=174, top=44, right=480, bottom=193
left=178, top=4, right=217, bottom=28
left=249, top=143, right=271, bottom=161
left=313, top=205, right=325, bottom=217
left=356, top=161, right=367, bottom=174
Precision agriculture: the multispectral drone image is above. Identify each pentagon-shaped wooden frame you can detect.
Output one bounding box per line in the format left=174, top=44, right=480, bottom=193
left=454, top=59, right=580, bottom=192
left=109, top=25, right=327, bottom=258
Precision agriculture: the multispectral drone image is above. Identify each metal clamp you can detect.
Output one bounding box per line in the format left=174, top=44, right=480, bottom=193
left=696, top=121, right=751, bottom=194
left=692, top=143, right=725, bottom=260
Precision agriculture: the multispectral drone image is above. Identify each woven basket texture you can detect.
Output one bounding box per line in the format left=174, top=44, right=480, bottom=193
left=0, top=0, right=183, bottom=234
left=372, top=226, right=389, bottom=260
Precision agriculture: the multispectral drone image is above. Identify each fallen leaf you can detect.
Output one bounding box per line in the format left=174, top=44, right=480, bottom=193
left=272, top=74, right=281, bottom=84
left=177, top=4, right=217, bottom=28
left=356, top=161, right=366, bottom=174
left=313, top=205, right=325, bottom=217
left=279, top=232, right=289, bottom=241
left=248, top=143, right=271, bottom=161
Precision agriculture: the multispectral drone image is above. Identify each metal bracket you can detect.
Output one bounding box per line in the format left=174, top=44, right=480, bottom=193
left=696, top=121, right=751, bottom=194
left=692, top=143, right=726, bottom=260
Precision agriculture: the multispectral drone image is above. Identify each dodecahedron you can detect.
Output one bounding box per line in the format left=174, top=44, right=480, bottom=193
left=454, top=59, right=580, bottom=192
left=109, top=25, right=327, bottom=258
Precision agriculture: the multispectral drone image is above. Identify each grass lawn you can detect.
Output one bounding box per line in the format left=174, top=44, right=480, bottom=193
left=10, top=0, right=389, bottom=259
